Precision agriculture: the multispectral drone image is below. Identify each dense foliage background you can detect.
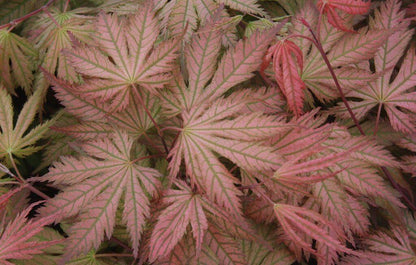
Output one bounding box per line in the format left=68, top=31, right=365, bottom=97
left=0, top=0, right=416, bottom=264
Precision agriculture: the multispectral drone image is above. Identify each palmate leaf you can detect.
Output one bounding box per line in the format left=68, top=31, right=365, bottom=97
left=341, top=226, right=416, bottom=265
left=0, top=202, right=59, bottom=265
left=157, top=0, right=265, bottom=40
left=241, top=225, right=295, bottom=265
left=163, top=16, right=286, bottom=218
left=317, top=0, right=371, bottom=32
left=273, top=203, right=351, bottom=256
left=28, top=7, right=93, bottom=83
left=44, top=72, right=162, bottom=141
left=0, top=88, right=54, bottom=163
left=296, top=3, right=388, bottom=103
left=36, top=131, right=161, bottom=261
left=0, top=30, right=37, bottom=95
left=331, top=0, right=416, bottom=133
left=149, top=181, right=208, bottom=262
left=65, top=3, right=180, bottom=111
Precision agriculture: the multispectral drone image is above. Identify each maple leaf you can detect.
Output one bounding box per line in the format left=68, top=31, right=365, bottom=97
left=291, top=4, right=389, bottom=105
left=0, top=202, right=59, bottom=265
left=273, top=203, right=351, bottom=256
left=161, top=16, right=287, bottom=219
left=317, top=0, right=371, bottom=32
left=28, top=7, right=93, bottom=83
left=0, top=88, right=54, bottom=164
left=203, top=223, right=247, bottom=265
left=331, top=0, right=416, bottom=133
left=157, top=0, right=265, bottom=40
left=341, top=226, right=416, bottom=264
left=261, top=38, right=306, bottom=116
left=35, top=130, right=161, bottom=261
left=149, top=180, right=208, bottom=262
left=149, top=178, right=271, bottom=262
left=241, top=225, right=296, bottom=265
left=65, top=3, right=180, bottom=111
left=0, top=29, right=37, bottom=95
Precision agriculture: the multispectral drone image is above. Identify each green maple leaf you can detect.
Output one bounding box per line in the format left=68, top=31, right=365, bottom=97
left=0, top=88, right=54, bottom=163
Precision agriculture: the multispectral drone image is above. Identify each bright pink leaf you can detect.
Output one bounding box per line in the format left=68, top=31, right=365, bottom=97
left=317, top=0, right=371, bottom=32
left=262, top=39, right=306, bottom=116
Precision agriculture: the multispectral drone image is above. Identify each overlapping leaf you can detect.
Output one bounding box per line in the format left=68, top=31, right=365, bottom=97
left=340, top=226, right=416, bottom=264
left=0, top=30, right=37, bottom=94
left=0, top=88, right=53, bottom=163
left=273, top=203, right=351, bottom=256
left=36, top=131, right=161, bottom=261
left=65, top=3, right=180, bottom=111
left=317, top=0, right=371, bottom=32
left=296, top=4, right=388, bottom=103
left=331, top=0, right=416, bottom=133
left=28, top=7, right=93, bottom=83
left=157, top=0, right=265, bottom=40
left=163, top=17, right=286, bottom=218
left=149, top=181, right=208, bottom=262
left=0, top=203, right=59, bottom=265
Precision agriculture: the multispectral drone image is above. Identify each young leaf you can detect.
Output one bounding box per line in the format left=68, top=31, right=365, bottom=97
left=261, top=38, right=306, bottom=116
left=317, top=0, right=371, bottom=32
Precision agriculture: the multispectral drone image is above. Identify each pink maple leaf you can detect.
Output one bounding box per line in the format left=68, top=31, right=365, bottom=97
left=0, top=202, right=59, bottom=264
left=261, top=38, right=306, bottom=117
left=317, top=0, right=371, bottom=32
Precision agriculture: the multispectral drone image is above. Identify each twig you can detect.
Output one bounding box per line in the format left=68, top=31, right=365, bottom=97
left=298, top=18, right=416, bottom=211
left=0, top=0, right=57, bottom=30
left=8, top=154, right=51, bottom=200
left=300, top=18, right=365, bottom=135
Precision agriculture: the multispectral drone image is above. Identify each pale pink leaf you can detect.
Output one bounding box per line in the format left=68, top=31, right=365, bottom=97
left=0, top=203, right=59, bottom=263
left=202, top=27, right=278, bottom=103
left=204, top=224, right=246, bottom=265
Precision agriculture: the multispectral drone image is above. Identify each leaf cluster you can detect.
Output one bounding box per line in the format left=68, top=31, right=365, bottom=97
left=0, top=0, right=415, bottom=264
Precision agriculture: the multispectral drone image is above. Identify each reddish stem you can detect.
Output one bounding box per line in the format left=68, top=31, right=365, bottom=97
left=64, top=0, right=71, bottom=12
left=8, top=154, right=51, bottom=200
left=300, top=18, right=365, bottom=135
left=0, top=0, right=57, bottom=30
left=43, top=7, right=60, bottom=28
left=298, top=18, right=416, bottom=211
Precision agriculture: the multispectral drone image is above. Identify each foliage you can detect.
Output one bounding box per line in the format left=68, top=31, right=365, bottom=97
left=0, top=0, right=415, bottom=264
